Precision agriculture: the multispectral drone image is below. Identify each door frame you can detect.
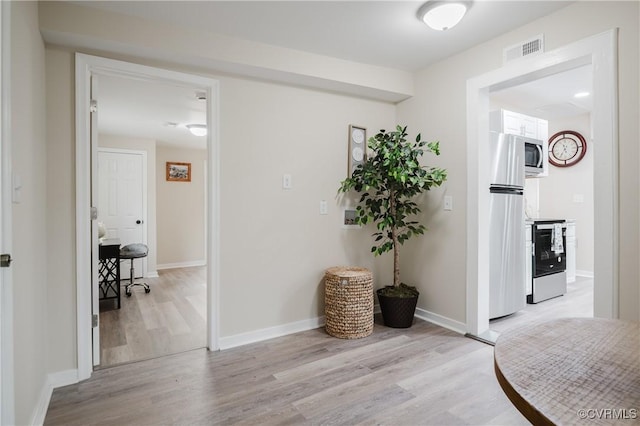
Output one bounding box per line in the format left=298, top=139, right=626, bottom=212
left=75, top=53, right=221, bottom=380
left=0, top=1, right=14, bottom=423
left=465, top=30, right=618, bottom=338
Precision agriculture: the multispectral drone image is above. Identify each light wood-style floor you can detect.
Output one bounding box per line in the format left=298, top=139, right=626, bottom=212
left=98, top=266, right=207, bottom=367
left=490, top=275, right=593, bottom=333
left=58, top=274, right=592, bottom=424
left=46, top=317, right=528, bottom=425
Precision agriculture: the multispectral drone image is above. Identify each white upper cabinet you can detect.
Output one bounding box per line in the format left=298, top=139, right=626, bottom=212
left=490, top=109, right=548, bottom=139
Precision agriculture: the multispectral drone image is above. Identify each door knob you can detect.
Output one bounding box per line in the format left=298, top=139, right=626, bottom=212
left=136, top=220, right=143, bottom=224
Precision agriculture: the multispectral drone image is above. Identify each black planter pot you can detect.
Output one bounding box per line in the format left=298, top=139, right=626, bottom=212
left=377, top=289, right=419, bottom=328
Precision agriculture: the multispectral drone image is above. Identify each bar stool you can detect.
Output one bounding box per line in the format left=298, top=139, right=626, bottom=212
left=120, top=243, right=150, bottom=297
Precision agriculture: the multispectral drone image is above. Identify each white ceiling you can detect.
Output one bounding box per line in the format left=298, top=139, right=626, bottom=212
left=87, top=1, right=590, bottom=148
left=78, top=1, right=572, bottom=72
left=491, top=64, right=593, bottom=121
left=97, top=75, right=208, bottom=149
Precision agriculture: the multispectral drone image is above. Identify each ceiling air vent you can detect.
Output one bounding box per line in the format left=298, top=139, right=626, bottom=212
left=503, top=35, right=544, bottom=64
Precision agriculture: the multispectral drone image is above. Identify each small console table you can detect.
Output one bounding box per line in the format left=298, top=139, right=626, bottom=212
left=98, top=238, right=121, bottom=309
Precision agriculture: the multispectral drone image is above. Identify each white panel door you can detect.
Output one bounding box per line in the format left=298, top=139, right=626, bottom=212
left=97, top=149, right=146, bottom=277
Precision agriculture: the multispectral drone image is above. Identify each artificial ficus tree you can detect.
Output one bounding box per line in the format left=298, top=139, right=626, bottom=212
left=339, top=125, right=447, bottom=293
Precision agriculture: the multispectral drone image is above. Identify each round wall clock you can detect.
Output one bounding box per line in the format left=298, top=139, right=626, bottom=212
left=548, top=130, right=587, bottom=167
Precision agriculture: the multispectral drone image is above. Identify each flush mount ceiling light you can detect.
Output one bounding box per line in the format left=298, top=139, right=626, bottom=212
left=186, top=124, right=207, bottom=137
left=418, top=1, right=471, bottom=31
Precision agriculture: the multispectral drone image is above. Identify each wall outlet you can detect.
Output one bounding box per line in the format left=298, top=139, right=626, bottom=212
left=282, top=174, right=292, bottom=189
left=444, top=195, right=453, bottom=211
left=320, top=200, right=328, bottom=215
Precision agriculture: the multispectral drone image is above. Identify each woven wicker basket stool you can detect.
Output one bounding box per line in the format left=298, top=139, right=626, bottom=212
left=324, top=266, right=373, bottom=339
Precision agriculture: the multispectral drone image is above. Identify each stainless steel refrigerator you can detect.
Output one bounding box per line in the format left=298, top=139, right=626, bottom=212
left=489, top=132, right=527, bottom=319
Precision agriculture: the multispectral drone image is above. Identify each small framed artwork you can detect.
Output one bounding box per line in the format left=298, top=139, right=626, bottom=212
left=166, top=162, right=191, bottom=182
left=348, top=125, right=367, bottom=177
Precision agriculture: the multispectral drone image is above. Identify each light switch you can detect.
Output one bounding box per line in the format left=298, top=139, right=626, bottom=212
left=320, top=200, right=328, bottom=215
left=444, top=195, right=453, bottom=211
left=12, top=173, right=22, bottom=204
left=282, top=174, right=292, bottom=189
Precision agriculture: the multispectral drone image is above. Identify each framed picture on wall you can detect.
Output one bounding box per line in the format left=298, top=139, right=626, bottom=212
left=166, top=161, right=191, bottom=182
left=348, top=125, right=367, bottom=177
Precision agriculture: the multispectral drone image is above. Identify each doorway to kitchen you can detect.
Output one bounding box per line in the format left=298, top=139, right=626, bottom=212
left=487, top=66, right=595, bottom=332
left=75, top=53, right=220, bottom=381
left=465, top=30, right=618, bottom=342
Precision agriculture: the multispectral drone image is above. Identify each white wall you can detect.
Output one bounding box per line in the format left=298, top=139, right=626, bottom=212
left=44, top=47, right=76, bottom=379
left=11, top=2, right=48, bottom=424
left=396, top=1, right=639, bottom=323
left=39, top=0, right=639, bottom=393
left=539, top=114, right=594, bottom=274
left=44, top=45, right=396, bottom=367
left=219, top=77, right=396, bottom=336
left=98, top=134, right=158, bottom=275
left=156, top=146, right=206, bottom=268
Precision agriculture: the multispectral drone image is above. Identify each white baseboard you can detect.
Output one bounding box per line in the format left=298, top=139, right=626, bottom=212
left=576, top=270, right=594, bottom=278
left=145, top=270, right=159, bottom=278
left=219, top=307, right=465, bottom=350
left=414, top=307, right=466, bottom=334
left=30, top=369, right=79, bottom=426
left=30, top=380, right=51, bottom=426
left=49, top=369, right=79, bottom=389
left=156, top=260, right=206, bottom=270
left=219, top=316, right=326, bottom=350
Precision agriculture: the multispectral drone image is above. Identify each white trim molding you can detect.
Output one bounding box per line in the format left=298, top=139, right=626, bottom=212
left=218, top=308, right=465, bottom=351
left=30, top=369, right=79, bottom=426
left=156, top=260, right=206, bottom=271
left=219, top=316, right=325, bottom=350
left=75, top=53, right=221, bottom=381
left=577, top=270, right=595, bottom=279
left=0, top=2, right=15, bottom=424
left=414, top=308, right=466, bottom=335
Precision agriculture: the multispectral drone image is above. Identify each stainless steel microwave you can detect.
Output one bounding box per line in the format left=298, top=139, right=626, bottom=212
left=524, top=137, right=545, bottom=176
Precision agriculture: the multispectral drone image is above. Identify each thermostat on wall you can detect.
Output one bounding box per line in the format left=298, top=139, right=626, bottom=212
left=342, top=209, right=360, bottom=229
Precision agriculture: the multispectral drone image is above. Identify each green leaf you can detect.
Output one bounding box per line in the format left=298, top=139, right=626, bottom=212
left=336, top=125, right=447, bottom=262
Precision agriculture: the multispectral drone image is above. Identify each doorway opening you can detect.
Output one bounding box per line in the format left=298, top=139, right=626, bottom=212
left=75, top=53, right=220, bottom=380
left=488, top=65, right=595, bottom=332
left=465, top=30, right=618, bottom=342
left=94, top=74, right=208, bottom=368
